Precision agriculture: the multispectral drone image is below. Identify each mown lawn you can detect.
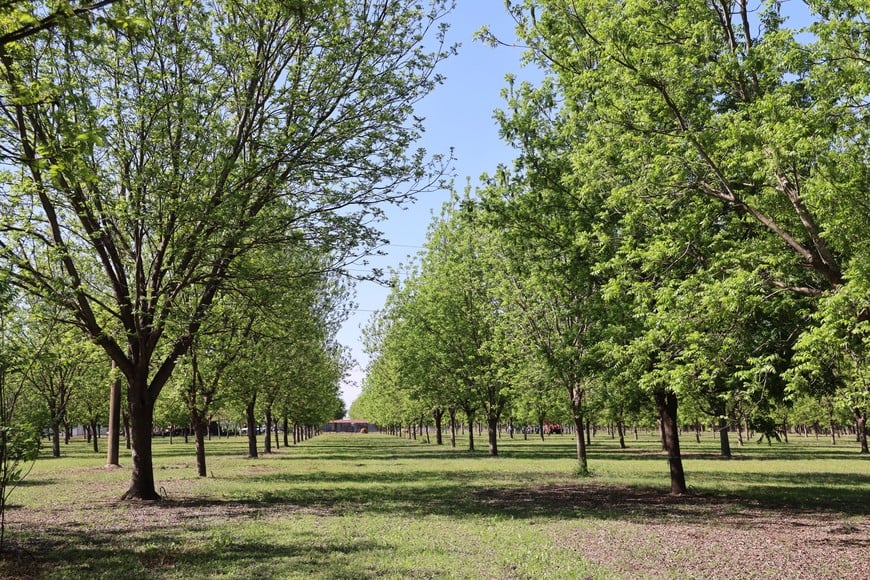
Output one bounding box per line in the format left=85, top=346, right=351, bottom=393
left=2, top=430, right=867, bottom=578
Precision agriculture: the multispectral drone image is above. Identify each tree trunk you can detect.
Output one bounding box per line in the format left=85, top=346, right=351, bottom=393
left=191, top=410, right=207, bottom=477
left=245, top=399, right=258, bottom=458
left=273, top=419, right=280, bottom=450
left=121, top=391, right=160, bottom=501
left=855, top=408, right=869, bottom=454
left=487, top=415, right=498, bottom=456
left=433, top=408, right=444, bottom=445
left=618, top=420, right=626, bottom=449
left=283, top=417, right=289, bottom=447
left=654, top=388, right=687, bottom=495
left=718, top=417, right=732, bottom=459
left=51, top=420, right=61, bottom=458
left=123, top=410, right=131, bottom=450
left=573, top=415, right=588, bottom=476
left=90, top=420, right=99, bottom=453
left=263, top=407, right=272, bottom=454
left=448, top=407, right=456, bottom=448
left=106, top=371, right=121, bottom=467
left=467, top=418, right=475, bottom=451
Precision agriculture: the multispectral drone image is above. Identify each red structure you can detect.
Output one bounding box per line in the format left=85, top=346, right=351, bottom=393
left=322, top=419, right=376, bottom=433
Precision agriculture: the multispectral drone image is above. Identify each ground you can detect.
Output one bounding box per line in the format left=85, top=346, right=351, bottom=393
left=1, top=434, right=867, bottom=578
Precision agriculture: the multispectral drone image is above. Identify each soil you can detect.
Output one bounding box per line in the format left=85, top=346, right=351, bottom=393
left=478, top=483, right=870, bottom=579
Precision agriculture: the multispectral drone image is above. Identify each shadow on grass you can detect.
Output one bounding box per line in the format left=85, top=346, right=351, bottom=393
left=0, top=526, right=395, bottom=579
left=216, top=450, right=869, bottom=521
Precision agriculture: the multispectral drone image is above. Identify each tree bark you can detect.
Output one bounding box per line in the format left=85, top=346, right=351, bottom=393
left=123, top=410, right=131, bottom=450
left=90, top=419, right=99, bottom=453
left=433, top=408, right=444, bottom=445
left=467, top=418, right=475, bottom=451
left=263, top=407, right=272, bottom=454
left=191, top=410, right=207, bottom=477
left=855, top=408, right=868, bottom=454
left=654, top=388, right=688, bottom=495
left=106, top=370, right=121, bottom=467
left=245, top=399, right=258, bottom=458
left=718, top=417, right=732, bottom=458
left=121, top=391, right=160, bottom=501
left=51, top=420, right=61, bottom=458
left=448, top=407, right=456, bottom=448
left=618, top=420, right=626, bottom=449
left=487, top=415, right=499, bottom=456
left=573, top=415, right=588, bottom=476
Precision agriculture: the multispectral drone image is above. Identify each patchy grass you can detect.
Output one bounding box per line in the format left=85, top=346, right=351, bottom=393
left=1, top=431, right=867, bottom=578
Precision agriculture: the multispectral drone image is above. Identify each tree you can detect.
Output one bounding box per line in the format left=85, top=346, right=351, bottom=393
left=412, top=196, right=510, bottom=455
left=0, top=0, right=454, bottom=499
left=481, top=150, right=611, bottom=469
left=789, top=276, right=870, bottom=453
left=19, top=300, right=104, bottom=457
left=68, top=358, right=112, bottom=454
left=0, top=282, right=40, bottom=550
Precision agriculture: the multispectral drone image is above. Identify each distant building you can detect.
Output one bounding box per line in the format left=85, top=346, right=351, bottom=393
left=322, top=419, right=377, bottom=433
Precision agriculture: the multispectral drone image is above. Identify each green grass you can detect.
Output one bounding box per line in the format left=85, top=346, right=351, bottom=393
left=2, top=431, right=867, bottom=578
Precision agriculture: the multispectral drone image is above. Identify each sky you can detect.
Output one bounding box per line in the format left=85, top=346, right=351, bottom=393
left=336, top=1, right=538, bottom=409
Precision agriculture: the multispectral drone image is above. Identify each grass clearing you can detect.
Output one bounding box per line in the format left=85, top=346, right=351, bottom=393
left=2, top=431, right=867, bottom=578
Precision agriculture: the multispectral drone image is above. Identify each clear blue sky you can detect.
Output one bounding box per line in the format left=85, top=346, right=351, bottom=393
left=337, top=1, right=536, bottom=409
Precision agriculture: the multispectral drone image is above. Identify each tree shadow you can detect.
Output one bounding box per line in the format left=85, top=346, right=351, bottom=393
left=221, top=459, right=870, bottom=522
left=0, top=526, right=395, bottom=579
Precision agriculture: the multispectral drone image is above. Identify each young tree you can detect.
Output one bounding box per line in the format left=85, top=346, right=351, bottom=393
left=0, top=0, right=454, bottom=499
left=19, top=302, right=104, bottom=458
left=0, top=282, right=40, bottom=550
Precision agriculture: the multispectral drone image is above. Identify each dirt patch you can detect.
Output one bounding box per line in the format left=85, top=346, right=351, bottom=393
left=476, top=483, right=869, bottom=578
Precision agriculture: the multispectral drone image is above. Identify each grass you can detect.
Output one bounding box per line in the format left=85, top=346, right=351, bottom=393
left=1, top=430, right=867, bottom=578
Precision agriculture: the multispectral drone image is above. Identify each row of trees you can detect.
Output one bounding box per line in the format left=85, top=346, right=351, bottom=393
left=0, top=0, right=455, bottom=500
left=353, top=0, right=869, bottom=494
left=0, top=247, right=349, bottom=460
